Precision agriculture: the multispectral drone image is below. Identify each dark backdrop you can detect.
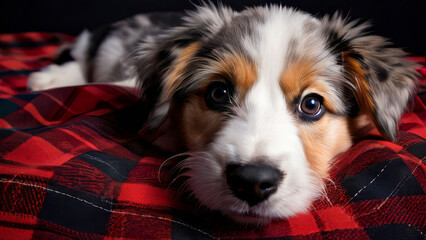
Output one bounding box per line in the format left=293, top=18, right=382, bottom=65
left=1, top=0, right=425, bottom=55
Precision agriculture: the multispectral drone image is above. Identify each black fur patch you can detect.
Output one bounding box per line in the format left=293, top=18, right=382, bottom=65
left=326, top=30, right=351, bottom=57
left=54, top=48, right=74, bottom=65
left=375, top=64, right=390, bottom=82
left=87, top=24, right=113, bottom=61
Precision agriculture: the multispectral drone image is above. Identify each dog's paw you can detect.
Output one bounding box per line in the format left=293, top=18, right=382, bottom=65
left=27, top=62, right=86, bottom=91
left=27, top=66, right=57, bottom=91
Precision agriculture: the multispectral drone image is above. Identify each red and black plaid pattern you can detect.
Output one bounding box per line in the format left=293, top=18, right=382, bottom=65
left=0, top=33, right=425, bottom=239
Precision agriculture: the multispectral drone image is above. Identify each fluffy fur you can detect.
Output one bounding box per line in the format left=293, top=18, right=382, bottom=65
left=27, top=4, right=418, bottom=224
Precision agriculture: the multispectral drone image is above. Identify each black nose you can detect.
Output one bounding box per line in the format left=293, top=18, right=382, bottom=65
left=226, top=163, right=283, bottom=206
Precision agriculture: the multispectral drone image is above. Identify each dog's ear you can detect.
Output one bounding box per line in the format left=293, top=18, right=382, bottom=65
left=135, top=4, right=235, bottom=132
left=321, top=13, right=418, bottom=141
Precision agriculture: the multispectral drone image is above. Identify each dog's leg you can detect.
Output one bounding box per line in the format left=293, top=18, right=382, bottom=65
left=27, top=61, right=86, bottom=91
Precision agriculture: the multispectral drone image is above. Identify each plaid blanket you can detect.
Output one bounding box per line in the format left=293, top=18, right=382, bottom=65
left=0, top=32, right=425, bottom=240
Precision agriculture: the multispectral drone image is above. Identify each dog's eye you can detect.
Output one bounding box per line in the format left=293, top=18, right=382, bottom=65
left=301, top=96, right=321, bottom=114
left=298, top=94, right=325, bottom=121
left=205, top=82, right=232, bottom=110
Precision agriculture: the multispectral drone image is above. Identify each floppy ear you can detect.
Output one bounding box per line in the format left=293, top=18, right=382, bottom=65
left=321, top=14, right=418, bottom=141
left=135, top=4, right=235, bottom=131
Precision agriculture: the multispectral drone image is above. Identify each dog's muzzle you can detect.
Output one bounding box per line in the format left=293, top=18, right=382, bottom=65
left=226, top=163, right=283, bottom=206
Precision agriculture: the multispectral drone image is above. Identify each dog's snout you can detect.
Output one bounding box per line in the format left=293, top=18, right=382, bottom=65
left=226, top=163, right=283, bottom=206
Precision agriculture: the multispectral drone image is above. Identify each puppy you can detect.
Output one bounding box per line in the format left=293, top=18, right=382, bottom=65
left=27, top=4, right=418, bottom=223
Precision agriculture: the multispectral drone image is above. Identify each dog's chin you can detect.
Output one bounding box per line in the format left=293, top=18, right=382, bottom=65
left=225, top=210, right=275, bottom=225
left=220, top=190, right=320, bottom=225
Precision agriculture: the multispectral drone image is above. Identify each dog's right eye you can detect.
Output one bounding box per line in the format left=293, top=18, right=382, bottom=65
left=205, top=82, right=232, bottom=110
left=298, top=94, right=325, bottom=122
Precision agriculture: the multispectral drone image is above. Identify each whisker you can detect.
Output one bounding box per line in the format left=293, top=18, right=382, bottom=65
left=158, top=152, right=192, bottom=183
left=323, top=177, right=337, bottom=189
left=308, top=169, right=333, bottom=207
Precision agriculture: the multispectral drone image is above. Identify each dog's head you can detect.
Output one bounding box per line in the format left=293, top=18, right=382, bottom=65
left=135, top=4, right=418, bottom=223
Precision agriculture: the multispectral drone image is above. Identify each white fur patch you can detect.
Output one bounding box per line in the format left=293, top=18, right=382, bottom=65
left=27, top=61, right=86, bottom=91
left=71, top=30, right=91, bottom=63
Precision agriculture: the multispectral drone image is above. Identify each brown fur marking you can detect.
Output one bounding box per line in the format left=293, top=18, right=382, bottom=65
left=342, top=51, right=385, bottom=138
left=172, top=54, right=257, bottom=150
left=176, top=94, right=224, bottom=150
left=217, top=54, right=257, bottom=97
left=280, top=58, right=339, bottom=113
left=281, top=58, right=353, bottom=176
left=164, top=42, right=202, bottom=98
left=298, top=115, right=352, bottom=177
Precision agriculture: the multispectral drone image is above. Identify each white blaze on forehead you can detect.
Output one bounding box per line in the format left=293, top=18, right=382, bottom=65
left=244, top=7, right=313, bottom=85
left=213, top=8, right=316, bottom=164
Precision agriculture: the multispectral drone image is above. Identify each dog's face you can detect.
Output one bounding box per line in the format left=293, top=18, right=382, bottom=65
left=136, top=5, right=417, bottom=223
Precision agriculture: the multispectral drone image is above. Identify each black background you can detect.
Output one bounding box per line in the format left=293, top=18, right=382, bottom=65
left=1, top=0, right=425, bottom=55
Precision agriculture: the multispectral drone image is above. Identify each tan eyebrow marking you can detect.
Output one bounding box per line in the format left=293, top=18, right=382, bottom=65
left=216, top=53, right=258, bottom=97
left=280, top=58, right=340, bottom=113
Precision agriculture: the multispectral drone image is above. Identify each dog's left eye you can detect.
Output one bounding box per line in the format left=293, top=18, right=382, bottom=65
left=298, top=94, right=325, bottom=121
left=205, top=82, right=232, bottom=110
